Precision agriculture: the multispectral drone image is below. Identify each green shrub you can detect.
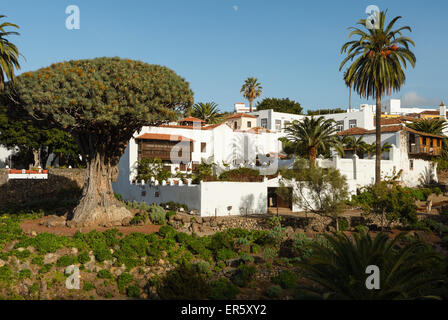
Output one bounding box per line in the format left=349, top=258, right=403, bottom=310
left=12, top=249, right=31, bottom=259
left=216, top=248, right=238, bottom=261
left=93, top=246, right=112, bottom=262
left=0, top=266, right=12, bottom=283
left=17, top=269, right=32, bottom=280
left=31, top=256, right=44, bottom=266
left=38, top=264, right=52, bottom=274
left=219, top=168, right=262, bottom=182
left=194, top=261, right=212, bottom=275
left=240, top=253, right=254, bottom=264
left=127, top=285, right=141, bottom=298
left=130, top=211, right=148, bottom=225
left=157, top=263, right=211, bottom=300
left=77, top=252, right=90, bottom=264
left=158, top=225, right=176, bottom=238
left=210, top=278, right=240, bottom=300
left=117, top=273, right=133, bottom=293
left=166, top=211, right=177, bottom=220
left=150, top=205, right=166, bottom=225
left=56, top=255, right=77, bottom=267
left=251, top=244, right=261, bottom=254
left=83, top=281, right=95, bottom=291
left=354, top=225, right=369, bottom=234
left=97, top=269, right=113, bottom=279
left=208, top=232, right=235, bottom=253
left=263, top=247, right=278, bottom=261
left=266, top=285, right=282, bottom=298
left=175, top=232, right=191, bottom=244
left=114, top=193, right=123, bottom=202
left=29, top=282, right=39, bottom=294
left=338, top=218, right=349, bottom=231
left=272, top=270, right=297, bottom=289
left=231, top=264, right=256, bottom=287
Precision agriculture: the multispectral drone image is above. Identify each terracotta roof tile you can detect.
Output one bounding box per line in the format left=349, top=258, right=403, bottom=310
left=135, top=133, right=194, bottom=142
left=226, top=113, right=257, bottom=119
left=337, top=127, right=369, bottom=136
left=178, top=116, right=205, bottom=123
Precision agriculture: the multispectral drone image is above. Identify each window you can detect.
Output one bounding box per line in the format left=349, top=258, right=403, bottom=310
left=247, top=121, right=252, bottom=128
left=155, top=191, right=160, bottom=198
left=201, top=142, right=206, bottom=153
left=180, top=163, right=186, bottom=171
left=410, top=160, right=414, bottom=171
left=349, top=119, right=357, bottom=128
left=261, top=118, right=268, bottom=129
left=275, top=120, right=282, bottom=131
left=336, top=121, right=344, bottom=132
left=234, top=122, right=238, bottom=129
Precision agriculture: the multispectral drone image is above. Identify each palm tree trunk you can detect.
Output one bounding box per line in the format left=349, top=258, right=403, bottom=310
left=309, top=146, right=317, bottom=165
left=375, top=93, right=382, bottom=185
left=249, top=99, right=253, bottom=113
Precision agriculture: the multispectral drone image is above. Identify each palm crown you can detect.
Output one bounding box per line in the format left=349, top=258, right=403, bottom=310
left=284, top=117, right=341, bottom=163
left=191, top=102, right=221, bottom=124
left=240, top=77, right=262, bottom=112
left=340, top=11, right=416, bottom=98
left=0, top=15, right=21, bottom=90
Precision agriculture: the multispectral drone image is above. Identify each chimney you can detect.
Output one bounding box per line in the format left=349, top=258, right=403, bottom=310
left=440, top=101, right=446, bottom=120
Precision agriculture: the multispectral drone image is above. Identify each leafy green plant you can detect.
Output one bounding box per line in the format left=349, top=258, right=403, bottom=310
left=272, top=270, right=298, bottom=289
left=266, top=285, right=282, bottom=299
left=210, top=278, right=240, bottom=300
left=117, top=273, right=133, bottom=293
left=219, top=168, right=262, bottom=182
left=231, top=264, right=257, bottom=287
left=56, top=255, right=77, bottom=267
left=97, top=270, right=113, bottom=279
left=149, top=205, right=166, bottom=225
left=299, top=232, right=442, bottom=299
left=127, top=285, right=141, bottom=298
left=157, top=263, right=211, bottom=300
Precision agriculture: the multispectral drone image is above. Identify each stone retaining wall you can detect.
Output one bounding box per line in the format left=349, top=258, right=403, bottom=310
left=0, top=168, right=87, bottom=207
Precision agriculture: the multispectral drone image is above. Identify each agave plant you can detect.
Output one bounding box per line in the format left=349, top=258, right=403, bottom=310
left=298, top=232, right=442, bottom=300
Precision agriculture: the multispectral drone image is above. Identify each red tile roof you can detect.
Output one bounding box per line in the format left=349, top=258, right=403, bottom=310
left=226, top=113, right=257, bottom=119
left=246, top=127, right=273, bottom=134
left=135, top=133, right=194, bottom=142
left=337, top=127, right=369, bottom=136
left=365, top=125, right=444, bottom=139
left=178, top=116, right=205, bottom=123
left=159, top=123, right=226, bottom=130
left=338, top=125, right=444, bottom=139
left=374, top=116, right=417, bottom=126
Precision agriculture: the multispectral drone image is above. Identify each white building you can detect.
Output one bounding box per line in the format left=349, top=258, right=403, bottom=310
left=249, top=104, right=375, bottom=137
left=114, top=116, right=283, bottom=185
left=234, top=102, right=255, bottom=113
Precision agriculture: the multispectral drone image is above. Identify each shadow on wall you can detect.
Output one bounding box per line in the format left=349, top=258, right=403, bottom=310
left=0, top=171, right=84, bottom=216
left=239, top=193, right=267, bottom=215
left=418, top=165, right=437, bottom=187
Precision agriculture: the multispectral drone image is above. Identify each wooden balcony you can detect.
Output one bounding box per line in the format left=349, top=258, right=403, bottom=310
left=409, top=144, right=442, bottom=156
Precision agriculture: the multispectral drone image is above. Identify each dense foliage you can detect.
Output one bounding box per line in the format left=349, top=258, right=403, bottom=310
left=256, top=98, right=302, bottom=115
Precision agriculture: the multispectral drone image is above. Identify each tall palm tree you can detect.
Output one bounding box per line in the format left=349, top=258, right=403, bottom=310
left=191, top=102, right=221, bottom=124
left=299, top=232, right=442, bottom=300
left=0, top=15, right=21, bottom=90
left=340, top=11, right=416, bottom=185
left=240, top=77, right=262, bottom=112
left=408, top=118, right=447, bottom=136
left=284, top=117, right=341, bottom=164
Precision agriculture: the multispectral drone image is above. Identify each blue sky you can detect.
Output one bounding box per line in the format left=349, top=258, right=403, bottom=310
left=3, top=0, right=447, bottom=112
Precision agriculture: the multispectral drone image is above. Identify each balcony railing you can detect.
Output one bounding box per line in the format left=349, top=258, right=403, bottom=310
left=409, top=144, right=442, bottom=156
